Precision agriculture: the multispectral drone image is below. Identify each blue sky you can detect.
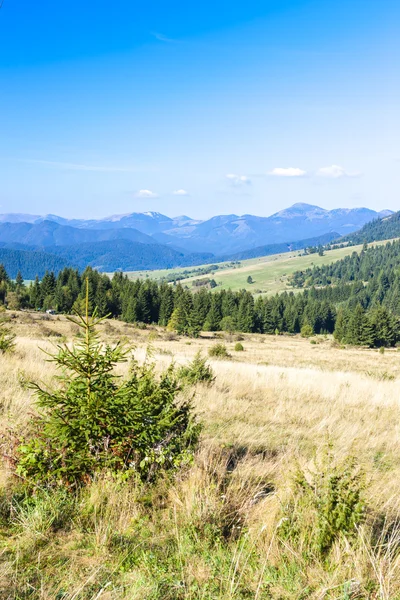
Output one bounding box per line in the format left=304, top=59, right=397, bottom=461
left=1, top=0, right=399, bottom=219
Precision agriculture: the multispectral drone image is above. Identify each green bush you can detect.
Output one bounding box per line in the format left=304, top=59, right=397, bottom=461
left=300, top=323, right=314, bottom=338
left=208, top=343, right=231, bottom=359
left=280, top=451, right=365, bottom=557
left=178, top=351, right=215, bottom=386
left=0, top=318, right=15, bottom=353
left=234, top=342, right=244, bottom=352
left=12, top=293, right=201, bottom=488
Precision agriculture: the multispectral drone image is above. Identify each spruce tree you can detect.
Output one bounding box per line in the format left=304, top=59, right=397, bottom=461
left=15, top=283, right=200, bottom=486
left=236, top=292, right=255, bottom=333
left=0, top=318, right=15, bottom=353
left=158, top=285, right=174, bottom=326
left=203, top=296, right=222, bottom=331
left=263, top=301, right=277, bottom=334
left=15, top=271, right=24, bottom=288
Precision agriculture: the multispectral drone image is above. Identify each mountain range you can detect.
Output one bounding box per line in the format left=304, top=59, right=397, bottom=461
left=0, top=203, right=393, bottom=277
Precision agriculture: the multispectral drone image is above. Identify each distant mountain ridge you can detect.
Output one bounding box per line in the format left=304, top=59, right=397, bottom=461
left=0, top=220, right=155, bottom=247
left=0, top=203, right=393, bottom=276
left=0, top=203, right=391, bottom=256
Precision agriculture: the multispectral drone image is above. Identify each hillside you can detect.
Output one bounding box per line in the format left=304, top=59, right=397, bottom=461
left=222, top=231, right=339, bottom=261
left=338, top=210, right=400, bottom=245
left=0, top=247, right=70, bottom=279
left=131, top=241, right=383, bottom=295
left=49, top=240, right=214, bottom=272
left=289, top=236, right=400, bottom=288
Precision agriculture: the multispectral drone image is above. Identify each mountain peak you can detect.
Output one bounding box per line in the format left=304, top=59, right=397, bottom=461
left=272, top=203, right=328, bottom=219
left=291, top=202, right=323, bottom=210
left=143, top=211, right=166, bottom=218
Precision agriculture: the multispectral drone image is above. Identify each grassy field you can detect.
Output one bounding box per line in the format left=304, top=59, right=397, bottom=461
left=123, top=240, right=394, bottom=295
left=1, top=311, right=400, bottom=598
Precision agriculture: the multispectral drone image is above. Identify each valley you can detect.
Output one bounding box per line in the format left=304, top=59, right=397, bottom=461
left=0, top=204, right=393, bottom=277
left=124, top=238, right=395, bottom=295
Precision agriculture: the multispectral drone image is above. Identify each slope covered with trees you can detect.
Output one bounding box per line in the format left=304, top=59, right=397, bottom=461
left=3, top=238, right=400, bottom=347
left=221, top=232, right=339, bottom=261
left=0, top=247, right=70, bottom=279
left=337, top=211, right=400, bottom=245
left=50, top=240, right=214, bottom=272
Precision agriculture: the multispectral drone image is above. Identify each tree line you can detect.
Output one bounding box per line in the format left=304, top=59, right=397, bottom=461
left=2, top=257, right=400, bottom=347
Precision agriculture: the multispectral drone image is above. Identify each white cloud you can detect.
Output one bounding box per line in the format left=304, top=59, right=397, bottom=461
left=316, top=165, right=361, bottom=179
left=135, top=189, right=159, bottom=198
left=269, top=167, right=307, bottom=177
left=172, top=189, right=189, bottom=196
left=151, top=32, right=177, bottom=43
left=225, top=173, right=251, bottom=186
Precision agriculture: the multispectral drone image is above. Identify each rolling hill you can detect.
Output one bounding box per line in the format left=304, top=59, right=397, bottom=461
left=0, top=248, right=70, bottom=279
left=337, top=210, right=400, bottom=245
left=50, top=240, right=214, bottom=272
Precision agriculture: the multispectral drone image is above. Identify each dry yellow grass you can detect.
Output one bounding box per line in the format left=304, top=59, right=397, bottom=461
left=2, top=311, right=400, bottom=598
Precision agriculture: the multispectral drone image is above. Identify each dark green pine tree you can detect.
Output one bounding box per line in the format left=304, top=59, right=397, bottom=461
left=168, top=291, right=201, bottom=337
left=263, top=301, right=277, bottom=334
left=95, top=278, right=110, bottom=318
left=333, top=308, right=346, bottom=342
left=345, top=304, right=368, bottom=345
left=30, top=275, right=42, bottom=309
left=15, top=271, right=24, bottom=288
left=41, top=271, right=56, bottom=298
left=193, top=288, right=211, bottom=325
left=122, top=294, right=138, bottom=323
left=369, top=306, right=399, bottom=347
left=137, top=284, right=152, bottom=323
left=203, top=296, right=222, bottom=331
left=158, top=284, right=175, bottom=326
left=236, top=292, right=255, bottom=333
left=0, top=264, right=10, bottom=284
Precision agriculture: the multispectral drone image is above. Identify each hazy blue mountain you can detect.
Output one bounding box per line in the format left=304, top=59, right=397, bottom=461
left=0, top=203, right=392, bottom=264
left=0, top=220, right=155, bottom=247
left=49, top=240, right=214, bottom=272
left=0, top=247, right=70, bottom=279
left=0, top=213, right=41, bottom=224
left=150, top=204, right=391, bottom=254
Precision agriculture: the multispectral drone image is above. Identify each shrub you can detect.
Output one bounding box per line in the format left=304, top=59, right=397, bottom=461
left=208, top=343, right=231, bottom=359
left=12, top=291, right=201, bottom=488
left=0, top=318, right=15, bottom=353
left=234, top=342, right=244, bottom=352
left=177, top=351, right=215, bottom=386
left=300, top=323, right=314, bottom=338
left=220, top=316, right=236, bottom=333
left=280, top=451, right=365, bottom=557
